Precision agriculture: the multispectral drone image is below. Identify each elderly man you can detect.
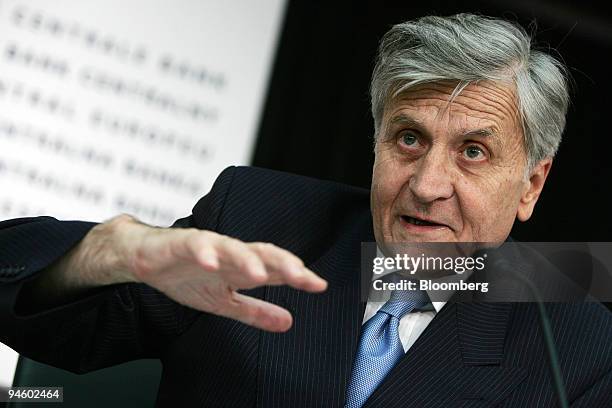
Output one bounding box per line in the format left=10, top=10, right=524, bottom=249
left=1, top=13, right=611, bottom=407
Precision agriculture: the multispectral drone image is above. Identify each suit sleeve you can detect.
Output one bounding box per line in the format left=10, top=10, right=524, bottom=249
left=0, top=166, right=236, bottom=374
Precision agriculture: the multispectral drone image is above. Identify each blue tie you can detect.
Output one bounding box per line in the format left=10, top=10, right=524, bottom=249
left=344, top=289, right=429, bottom=408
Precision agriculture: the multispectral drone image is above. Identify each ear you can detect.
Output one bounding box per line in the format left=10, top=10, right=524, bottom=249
left=517, top=158, right=552, bottom=221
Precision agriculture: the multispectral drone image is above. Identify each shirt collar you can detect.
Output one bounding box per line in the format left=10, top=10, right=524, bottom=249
left=373, top=246, right=454, bottom=313
left=370, top=267, right=446, bottom=312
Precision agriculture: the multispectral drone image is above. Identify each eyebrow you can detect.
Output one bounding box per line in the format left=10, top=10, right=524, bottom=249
left=387, top=113, right=501, bottom=141
left=388, top=114, right=423, bottom=128
left=461, top=128, right=497, bottom=139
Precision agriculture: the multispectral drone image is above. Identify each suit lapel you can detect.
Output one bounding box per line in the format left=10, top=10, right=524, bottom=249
left=257, top=212, right=373, bottom=408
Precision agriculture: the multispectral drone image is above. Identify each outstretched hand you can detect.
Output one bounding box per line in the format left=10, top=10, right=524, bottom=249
left=109, top=215, right=327, bottom=332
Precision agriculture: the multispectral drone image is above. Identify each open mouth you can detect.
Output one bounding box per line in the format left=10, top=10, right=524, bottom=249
left=401, top=215, right=446, bottom=228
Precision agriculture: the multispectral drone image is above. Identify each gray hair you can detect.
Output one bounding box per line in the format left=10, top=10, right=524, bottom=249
left=371, top=13, right=570, bottom=169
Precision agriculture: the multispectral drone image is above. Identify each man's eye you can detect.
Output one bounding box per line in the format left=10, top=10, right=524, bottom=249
left=463, top=145, right=485, bottom=160
left=401, top=132, right=418, bottom=146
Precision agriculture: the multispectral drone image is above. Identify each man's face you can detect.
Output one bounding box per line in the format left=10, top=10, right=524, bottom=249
left=371, top=80, right=551, bottom=245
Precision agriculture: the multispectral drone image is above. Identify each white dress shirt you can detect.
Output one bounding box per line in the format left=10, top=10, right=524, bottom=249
left=362, top=248, right=450, bottom=352
left=362, top=290, right=446, bottom=353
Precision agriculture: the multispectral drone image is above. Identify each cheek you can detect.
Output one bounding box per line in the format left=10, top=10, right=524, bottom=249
left=371, top=148, right=412, bottom=231
left=494, top=169, right=526, bottom=212
left=456, top=178, right=489, bottom=220
left=372, top=150, right=408, bottom=207
left=457, top=173, right=524, bottom=237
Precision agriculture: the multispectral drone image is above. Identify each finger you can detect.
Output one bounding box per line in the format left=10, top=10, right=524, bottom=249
left=186, top=232, right=268, bottom=287
left=222, top=292, right=293, bottom=332
left=214, top=237, right=269, bottom=288
left=249, top=242, right=327, bottom=292
left=193, top=243, right=220, bottom=271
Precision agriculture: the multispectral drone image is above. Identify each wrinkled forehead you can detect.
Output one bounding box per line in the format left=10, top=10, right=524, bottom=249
left=381, top=80, right=523, bottom=137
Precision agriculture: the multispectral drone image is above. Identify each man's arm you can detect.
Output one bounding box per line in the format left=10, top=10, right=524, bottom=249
left=0, top=213, right=327, bottom=373
left=17, top=214, right=327, bottom=332
left=0, top=166, right=327, bottom=373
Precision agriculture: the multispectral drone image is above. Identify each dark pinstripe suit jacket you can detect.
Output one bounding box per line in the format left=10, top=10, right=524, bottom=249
left=1, top=166, right=612, bottom=407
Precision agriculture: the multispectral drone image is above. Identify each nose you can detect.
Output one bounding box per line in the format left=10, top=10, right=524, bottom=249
left=408, top=147, right=454, bottom=204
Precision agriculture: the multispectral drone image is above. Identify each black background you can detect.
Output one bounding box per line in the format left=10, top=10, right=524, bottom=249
left=253, top=0, right=612, bottom=241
